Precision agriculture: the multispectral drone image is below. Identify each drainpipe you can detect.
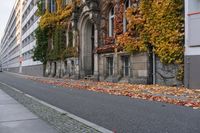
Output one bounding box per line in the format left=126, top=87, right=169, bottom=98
left=147, top=44, right=153, bottom=84
left=153, top=52, right=156, bottom=84
left=186, top=57, right=190, bottom=88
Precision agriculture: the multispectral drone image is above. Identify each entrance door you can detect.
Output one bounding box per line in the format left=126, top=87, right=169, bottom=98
left=82, top=20, right=95, bottom=75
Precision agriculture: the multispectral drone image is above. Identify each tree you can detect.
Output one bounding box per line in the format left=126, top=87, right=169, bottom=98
left=32, top=26, right=49, bottom=76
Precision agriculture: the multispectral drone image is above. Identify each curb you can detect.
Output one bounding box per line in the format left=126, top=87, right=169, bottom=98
left=0, top=81, right=113, bottom=133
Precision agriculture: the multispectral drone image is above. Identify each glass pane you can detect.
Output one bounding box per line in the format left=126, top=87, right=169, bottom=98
left=111, top=18, right=114, bottom=36
left=125, top=0, right=130, bottom=9
left=111, top=7, right=114, bottom=16
left=122, top=56, right=129, bottom=76
left=107, top=57, right=113, bottom=76
left=110, top=57, right=113, bottom=75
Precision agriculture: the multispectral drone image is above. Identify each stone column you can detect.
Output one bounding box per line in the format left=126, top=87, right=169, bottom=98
left=55, top=61, right=59, bottom=78
left=93, top=25, right=99, bottom=80
left=50, top=62, right=55, bottom=77
left=65, top=59, right=71, bottom=77
left=45, top=61, right=50, bottom=76
left=113, top=49, right=119, bottom=82
left=73, top=58, right=79, bottom=79
left=60, top=60, right=65, bottom=78
left=129, top=54, right=134, bottom=78
left=99, top=55, right=104, bottom=81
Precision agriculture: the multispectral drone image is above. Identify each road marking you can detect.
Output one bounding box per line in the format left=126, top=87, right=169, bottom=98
left=0, top=81, right=113, bottom=133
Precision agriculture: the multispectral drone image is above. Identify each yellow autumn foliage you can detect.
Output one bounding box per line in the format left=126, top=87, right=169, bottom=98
left=39, top=0, right=80, bottom=29
left=117, top=0, right=184, bottom=80
left=117, top=32, right=146, bottom=53
left=118, top=0, right=184, bottom=65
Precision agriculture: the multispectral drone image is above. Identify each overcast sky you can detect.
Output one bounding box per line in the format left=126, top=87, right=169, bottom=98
left=0, top=0, right=16, bottom=40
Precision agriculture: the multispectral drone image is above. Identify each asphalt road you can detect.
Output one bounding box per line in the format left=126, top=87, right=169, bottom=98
left=0, top=72, right=200, bottom=133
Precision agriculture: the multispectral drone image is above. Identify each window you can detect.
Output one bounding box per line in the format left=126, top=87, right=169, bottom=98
left=49, top=0, right=56, bottom=12
left=109, top=7, right=115, bottom=37
left=51, top=0, right=56, bottom=12
left=122, top=56, right=130, bottom=76
left=107, top=57, right=114, bottom=76
left=71, top=60, right=75, bottom=74
left=123, top=0, right=130, bottom=32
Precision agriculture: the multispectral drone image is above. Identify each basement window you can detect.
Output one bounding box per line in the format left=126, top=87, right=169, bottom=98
left=107, top=57, right=114, bottom=76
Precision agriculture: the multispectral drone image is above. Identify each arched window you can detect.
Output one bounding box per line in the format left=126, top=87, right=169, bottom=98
left=109, top=7, right=115, bottom=37
left=123, top=0, right=130, bottom=32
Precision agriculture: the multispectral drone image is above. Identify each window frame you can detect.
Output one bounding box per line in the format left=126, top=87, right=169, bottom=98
left=50, top=0, right=56, bottom=12
left=109, top=7, right=115, bottom=37
left=123, top=0, right=131, bottom=33
left=107, top=57, right=114, bottom=76
left=122, top=56, right=130, bottom=77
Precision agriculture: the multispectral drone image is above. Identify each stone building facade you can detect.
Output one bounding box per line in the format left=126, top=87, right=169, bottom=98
left=0, top=0, right=181, bottom=86
left=43, top=0, right=181, bottom=86
left=43, top=0, right=147, bottom=84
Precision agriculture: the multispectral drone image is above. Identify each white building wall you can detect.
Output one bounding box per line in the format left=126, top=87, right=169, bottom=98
left=0, top=0, right=42, bottom=75
left=185, top=0, right=200, bottom=55
left=185, top=0, right=200, bottom=89
left=21, top=0, right=41, bottom=68
left=0, top=0, right=22, bottom=70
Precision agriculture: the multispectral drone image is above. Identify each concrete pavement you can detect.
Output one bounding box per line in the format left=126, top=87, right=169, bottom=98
left=0, top=89, right=58, bottom=133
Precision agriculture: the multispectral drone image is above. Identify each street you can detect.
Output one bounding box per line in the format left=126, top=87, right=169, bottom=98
left=0, top=72, right=200, bottom=133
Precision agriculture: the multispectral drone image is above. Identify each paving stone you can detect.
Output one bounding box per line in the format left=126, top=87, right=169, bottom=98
left=0, top=104, right=38, bottom=122
left=0, top=89, right=58, bottom=133
left=0, top=119, right=58, bottom=133
left=0, top=85, right=101, bottom=133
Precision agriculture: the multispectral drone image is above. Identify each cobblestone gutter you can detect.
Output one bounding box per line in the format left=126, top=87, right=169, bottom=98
left=0, top=83, right=109, bottom=133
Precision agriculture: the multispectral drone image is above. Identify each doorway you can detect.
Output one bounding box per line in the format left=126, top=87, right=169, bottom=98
left=81, top=19, right=95, bottom=76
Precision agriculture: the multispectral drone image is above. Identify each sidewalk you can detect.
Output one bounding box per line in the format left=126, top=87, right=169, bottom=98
left=0, top=89, right=58, bottom=133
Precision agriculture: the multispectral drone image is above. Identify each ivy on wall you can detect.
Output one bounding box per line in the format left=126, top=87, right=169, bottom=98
left=117, top=0, right=184, bottom=80
left=32, top=27, right=49, bottom=64
left=48, top=26, right=66, bottom=60
left=62, top=47, right=78, bottom=59
left=39, top=4, right=73, bottom=29
left=32, top=26, right=49, bottom=75
left=140, top=0, right=184, bottom=64
left=38, top=0, right=81, bottom=29
left=34, top=0, right=184, bottom=80
left=68, top=31, right=73, bottom=47
left=33, top=0, right=80, bottom=65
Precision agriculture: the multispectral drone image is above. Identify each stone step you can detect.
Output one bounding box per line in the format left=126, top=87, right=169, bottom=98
left=84, top=75, right=94, bottom=80
left=119, top=77, right=129, bottom=83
